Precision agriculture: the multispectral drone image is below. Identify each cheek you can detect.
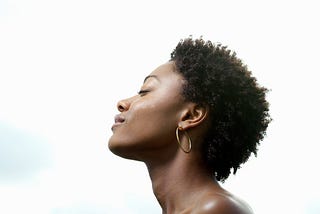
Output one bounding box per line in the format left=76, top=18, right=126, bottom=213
left=135, top=102, right=180, bottom=141
left=111, top=104, right=175, bottom=146
left=108, top=96, right=183, bottom=156
left=133, top=99, right=179, bottom=127
left=130, top=104, right=173, bottom=138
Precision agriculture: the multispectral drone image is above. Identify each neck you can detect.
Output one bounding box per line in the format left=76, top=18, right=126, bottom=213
left=145, top=149, right=218, bottom=214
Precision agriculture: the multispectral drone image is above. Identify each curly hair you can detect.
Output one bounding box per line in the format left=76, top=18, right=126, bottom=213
left=170, top=37, right=271, bottom=181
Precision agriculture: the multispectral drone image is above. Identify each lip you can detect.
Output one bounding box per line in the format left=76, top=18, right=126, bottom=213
left=111, top=114, right=125, bottom=131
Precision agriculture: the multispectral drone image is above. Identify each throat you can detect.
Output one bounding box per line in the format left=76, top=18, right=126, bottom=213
left=145, top=152, right=216, bottom=213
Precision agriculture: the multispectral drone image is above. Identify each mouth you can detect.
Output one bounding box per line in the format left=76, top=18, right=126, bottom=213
left=111, top=114, right=125, bottom=131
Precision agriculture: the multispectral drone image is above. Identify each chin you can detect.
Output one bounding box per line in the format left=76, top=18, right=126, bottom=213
left=108, top=136, right=123, bottom=155
left=108, top=137, right=140, bottom=161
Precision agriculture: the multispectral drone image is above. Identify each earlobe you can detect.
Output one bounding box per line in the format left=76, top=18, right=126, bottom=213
left=179, top=103, right=209, bottom=129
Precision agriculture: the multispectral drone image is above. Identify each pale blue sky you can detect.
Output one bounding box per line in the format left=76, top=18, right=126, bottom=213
left=0, top=0, right=319, bottom=213
left=0, top=122, right=52, bottom=181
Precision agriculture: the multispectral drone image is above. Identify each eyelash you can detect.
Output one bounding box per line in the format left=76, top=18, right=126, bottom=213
left=137, top=90, right=149, bottom=95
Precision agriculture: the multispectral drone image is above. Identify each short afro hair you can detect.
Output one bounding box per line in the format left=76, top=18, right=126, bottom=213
left=170, top=37, right=271, bottom=181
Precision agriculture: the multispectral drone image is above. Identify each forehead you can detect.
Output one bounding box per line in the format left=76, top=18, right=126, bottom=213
left=148, top=62, right=185, bottom=96
left=148, top=61, right=180, bottom=80
left=145, top=62, right=186, bottom=102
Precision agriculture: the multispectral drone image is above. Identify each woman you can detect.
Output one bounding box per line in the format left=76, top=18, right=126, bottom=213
left=108, top=37, right=271, bottom=214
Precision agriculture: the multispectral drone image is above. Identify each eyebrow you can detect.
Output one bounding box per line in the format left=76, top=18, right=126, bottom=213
left=143, top=75, right=160, bottom=83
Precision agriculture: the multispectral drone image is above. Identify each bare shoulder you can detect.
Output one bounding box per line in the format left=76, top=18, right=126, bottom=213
left=193, top=192, right=254, bottom=214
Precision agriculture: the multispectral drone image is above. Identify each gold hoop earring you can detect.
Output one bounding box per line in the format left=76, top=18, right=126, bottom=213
left=176, top=127, right=192, bottom=153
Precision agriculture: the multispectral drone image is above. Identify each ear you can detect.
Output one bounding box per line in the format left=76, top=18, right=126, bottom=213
left=178, top=103, right=209, bottom=130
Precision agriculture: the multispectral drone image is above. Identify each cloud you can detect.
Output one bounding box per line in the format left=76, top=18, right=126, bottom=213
left=0, top=0, right=8, bottom=16
left=51, top=203, right=112, bottom=214
left=0, top=121, right=53, bottom=181
left=304, top=195, right=320, bottom=214
left=51, top=200, right=159, bottom=214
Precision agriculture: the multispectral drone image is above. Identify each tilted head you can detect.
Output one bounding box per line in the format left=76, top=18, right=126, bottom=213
left=108, top=37, right=271, bottom=181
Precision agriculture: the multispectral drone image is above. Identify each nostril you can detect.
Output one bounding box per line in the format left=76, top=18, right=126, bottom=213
left=117, top=100, right=128, bottom=112
left=118, top=105, right=124, bottom=112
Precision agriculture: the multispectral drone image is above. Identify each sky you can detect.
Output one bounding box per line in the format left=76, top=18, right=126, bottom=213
left=0, top=0, right=319, bottom=213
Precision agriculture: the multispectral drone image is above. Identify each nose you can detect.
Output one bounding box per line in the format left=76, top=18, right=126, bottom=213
left=117, top=97, right=131, bottom=112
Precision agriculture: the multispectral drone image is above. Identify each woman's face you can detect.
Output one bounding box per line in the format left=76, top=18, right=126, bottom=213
left=108, top=61, right=188, bottom=160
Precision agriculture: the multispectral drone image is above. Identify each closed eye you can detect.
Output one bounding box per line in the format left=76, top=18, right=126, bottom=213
left=137, top=90, right=150, bottom=96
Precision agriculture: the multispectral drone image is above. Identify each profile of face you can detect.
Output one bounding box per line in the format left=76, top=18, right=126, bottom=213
left=108, top=61, right=190, bottom=161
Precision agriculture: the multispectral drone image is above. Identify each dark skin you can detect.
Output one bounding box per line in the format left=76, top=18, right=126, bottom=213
left=109, top=62, right=253, bottom=214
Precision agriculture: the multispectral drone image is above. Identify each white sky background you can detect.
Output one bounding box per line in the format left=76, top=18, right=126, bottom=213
left=0, top=0, right=319, bottom=213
